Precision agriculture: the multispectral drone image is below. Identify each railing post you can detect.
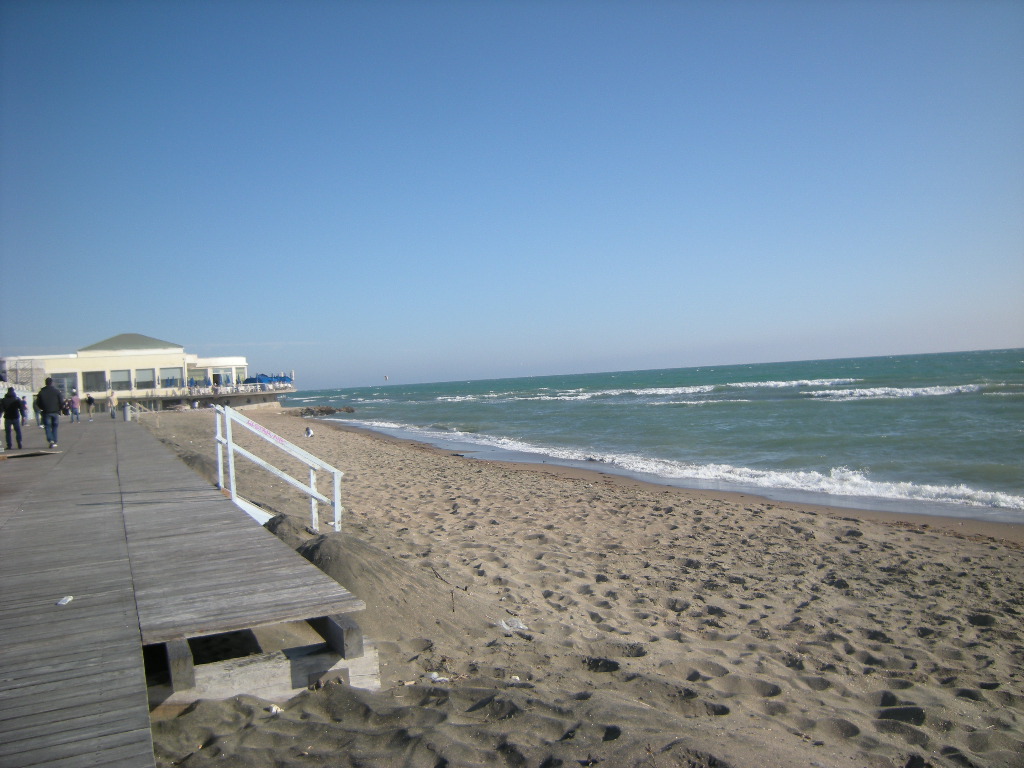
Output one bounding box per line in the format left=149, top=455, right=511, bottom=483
left=215, top=406, right=224, bottom=490
left=309, top=467, right=318, bottom=532
left=226, top=413, right=237, bottom=502
left=333, top=471, right=342, bottom=532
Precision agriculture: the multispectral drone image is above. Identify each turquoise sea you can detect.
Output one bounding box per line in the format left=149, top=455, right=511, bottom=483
left=284, top=349, right=1024, bottom=523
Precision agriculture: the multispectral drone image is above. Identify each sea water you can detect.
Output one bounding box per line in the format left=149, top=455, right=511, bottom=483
left=283, top=349, right=1024, bottom=523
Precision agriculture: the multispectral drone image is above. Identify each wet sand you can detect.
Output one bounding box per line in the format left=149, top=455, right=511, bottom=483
left=142, top=407, right=1024, bottom=768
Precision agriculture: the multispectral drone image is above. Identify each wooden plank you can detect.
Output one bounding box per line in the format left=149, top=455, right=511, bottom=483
left=1, top=699, right=151, bottom=751
left=113, top=425, right=365, bottom=643
left=1, top=726, right=154, bottom=768
left=0, top=642, right=142, bottom=685
left=0, top=675, right=145, bottom=719
left=1, top=415, right=371, bottom=767
left=14, top=736, right=157, bottom=768
left=0, top=421, right=155, bottom=768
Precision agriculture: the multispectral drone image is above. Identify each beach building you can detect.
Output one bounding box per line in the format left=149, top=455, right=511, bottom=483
left=0, top=333, right=294, bottom=411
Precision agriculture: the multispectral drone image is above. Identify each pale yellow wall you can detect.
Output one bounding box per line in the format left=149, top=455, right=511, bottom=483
left=4, top=348, right=249, bottom=397
left=45, top=349, right=190, bottom=397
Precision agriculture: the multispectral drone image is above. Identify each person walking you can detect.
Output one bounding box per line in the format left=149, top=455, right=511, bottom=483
left=85, top=393, right=95, bottom=420
left=108, top=390, right=118, bottom=420
left=2, top=387, right=27, bottom=450
left=36, top=377, right=63, bottom=448
left=69, top=390, right=81, bottom=423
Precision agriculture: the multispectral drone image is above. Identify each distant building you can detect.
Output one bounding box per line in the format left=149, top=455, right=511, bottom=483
left=1, top=333, right=292, bottom=411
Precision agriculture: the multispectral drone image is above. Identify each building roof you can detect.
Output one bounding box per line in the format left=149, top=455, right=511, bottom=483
left=79, top=334, right=183, bottom=352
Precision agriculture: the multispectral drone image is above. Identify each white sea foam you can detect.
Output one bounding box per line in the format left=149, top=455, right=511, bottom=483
left=499, top=385, right=720, bottom=400
left=650, top=399, right=753, bottom=406
left=806, top=385, right=982, bottom=401
left=586, top=381, right=858, bottom=397
left=337, top=418, right=1024, bottom=512
left=726, top=378, right=861, bottom=389
left=436, top=390, right=581, bottom=403
left=544, top=380, right=858, bottom=400
left=430, top=379, right=863, bottom=404
left=552, top=385, right=718, bottom=399
left=436, top=387, right=717, bottom=402
left=522, top=393, right=598, bottom=401
left=608, top=458, right=1024, bottom=511
left=345, top=419, right=411, bottom=431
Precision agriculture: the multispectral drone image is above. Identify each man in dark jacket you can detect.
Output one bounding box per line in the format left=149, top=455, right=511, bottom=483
left=36, top=378, right=63, bottom=448
left=2, top=387, right=27, bottom=450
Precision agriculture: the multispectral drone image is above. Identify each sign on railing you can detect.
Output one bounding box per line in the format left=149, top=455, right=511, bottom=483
left=214, top=405, right=343, bottom=533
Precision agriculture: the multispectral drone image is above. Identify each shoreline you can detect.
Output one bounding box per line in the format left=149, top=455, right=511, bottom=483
left=313, top=411, right=1024, bottom=525
left=320, top=415, right=1024, bottom=545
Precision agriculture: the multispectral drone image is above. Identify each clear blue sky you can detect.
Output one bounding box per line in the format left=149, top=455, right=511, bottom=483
left=2, top=1, right=1021, bottom=389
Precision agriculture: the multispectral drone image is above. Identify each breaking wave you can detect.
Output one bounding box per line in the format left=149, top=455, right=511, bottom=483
left=807, top=385, right=983, bottom=402
left=335, top=419, right=1024, bottom=513
left=432, top=378, right=865, bottom=404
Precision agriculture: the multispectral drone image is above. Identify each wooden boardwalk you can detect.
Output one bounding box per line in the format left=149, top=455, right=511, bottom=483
left=0, top=414, right=365, bottom=767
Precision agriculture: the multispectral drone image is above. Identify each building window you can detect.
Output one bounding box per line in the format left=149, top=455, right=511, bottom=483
left=135, top=368, right=156, bottom=388
left=160, top=367, right=183, bottom=387
left=84, top=371, right=107, bottom=393
left=50, top=373, right=79, bottom=397
left=110, top=370, right=132, bottom=391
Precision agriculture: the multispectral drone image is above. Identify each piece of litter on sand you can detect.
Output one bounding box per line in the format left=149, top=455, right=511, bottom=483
left=56, top=596, right=73, bottom=606
left=266, top=705, right=283, bottom=714
left=429, top=672, right=450, bottom=683
left=499, top=618, right=528, bottom=634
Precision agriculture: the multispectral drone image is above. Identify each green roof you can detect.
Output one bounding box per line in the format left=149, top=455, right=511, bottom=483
left=79, top=334, right=183, bottom=352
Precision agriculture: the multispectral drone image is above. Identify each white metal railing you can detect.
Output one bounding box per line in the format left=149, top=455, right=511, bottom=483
left=125, top=402, right=156, bottom=421
left=189, top=383, right=294, bottom=396
left=98, top=382, right=295, bottom=400
left=214, top=405, right=343, bottom=533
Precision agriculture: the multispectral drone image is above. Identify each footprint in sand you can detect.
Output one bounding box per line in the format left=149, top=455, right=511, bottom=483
left=864, top=690, right=904, bottom=707
left=762, top=700, right=788, bottom=716
left=711, top=675, right=783, bottom=698
left=813, top=717, right=861, bottom=739
left=874, top=718, right=929, bottom=747
left=797, top=675, right=832, bottom=692
left=965, top=730, right=1024, bottom=755
left=692, top=660, right=730, bottom=677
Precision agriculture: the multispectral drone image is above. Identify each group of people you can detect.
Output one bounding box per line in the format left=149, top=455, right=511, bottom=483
left=1, top=379, right=108, bottom=451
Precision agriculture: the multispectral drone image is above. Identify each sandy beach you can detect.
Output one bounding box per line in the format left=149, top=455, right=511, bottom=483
left=141, top=407, right=1024, bottom=768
